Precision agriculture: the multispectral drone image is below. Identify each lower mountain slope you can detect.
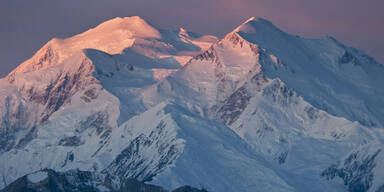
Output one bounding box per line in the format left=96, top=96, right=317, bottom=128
left=0, top=169, right=208, bottom=192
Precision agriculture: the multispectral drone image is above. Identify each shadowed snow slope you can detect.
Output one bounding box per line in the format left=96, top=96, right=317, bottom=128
left=1, top=16, right=384, bottom=192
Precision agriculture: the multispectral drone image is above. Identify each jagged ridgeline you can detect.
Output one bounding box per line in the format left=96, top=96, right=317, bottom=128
left=0, top=16, right=384, bottom=192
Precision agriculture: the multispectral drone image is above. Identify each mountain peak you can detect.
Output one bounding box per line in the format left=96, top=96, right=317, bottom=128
left=99, top=16, right=149, bottom=28
left=244, top=17, right=271, bottom=23
left=179, top=27, right=188, bottom=34
left=233, top=17, right=277, bottom=34
left=242, top=16, right=267, bottom=24
left=8, top=16, right=163, bottom=75
left=81, top=16, right=161, bottom=39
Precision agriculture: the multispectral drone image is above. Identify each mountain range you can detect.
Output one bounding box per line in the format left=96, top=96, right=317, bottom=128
left=0, top=16, right=384, bottom=192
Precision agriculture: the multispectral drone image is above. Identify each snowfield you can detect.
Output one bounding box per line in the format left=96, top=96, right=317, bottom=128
left=27, top=171, right=48, bottom=183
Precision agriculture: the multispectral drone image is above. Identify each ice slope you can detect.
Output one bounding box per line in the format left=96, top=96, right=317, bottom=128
left=0, top=16, right=216, bottom=153
left=9, top=16, right=216, bottom=75
left=0, top=99, right=292, bottom=192
left=233, top=17, right=384, bottom=128
left=122, top=102, right=294, bottom=192
left=219, top=72, right=384, bottom=191
left=139, top=34, right=263, bottom=116
left=0, top=93, right=184, bottom=189
left=142, top=17, right=384, bottom=128
left=138, top=17, right=384, bottom=191
left=0, top=16, right=217, bottom=188
left=0, top=52, right=98, bottom=153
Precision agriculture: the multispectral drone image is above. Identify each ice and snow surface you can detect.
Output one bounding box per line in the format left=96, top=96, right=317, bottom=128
left=233, top=17, right=384, bottom=128
left=1, top=16, right=384, bottom=192
left=27, top=171, right=48, bottom=183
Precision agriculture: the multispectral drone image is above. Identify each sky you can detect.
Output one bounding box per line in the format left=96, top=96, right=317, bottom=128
left=0, top=0, right=383, bottom=77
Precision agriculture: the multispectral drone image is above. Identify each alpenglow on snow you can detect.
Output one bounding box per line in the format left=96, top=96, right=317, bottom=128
left=0, top=16, right=384, bottom=192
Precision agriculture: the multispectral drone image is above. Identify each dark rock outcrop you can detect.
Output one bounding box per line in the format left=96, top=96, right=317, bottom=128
left=322, top=148, right=382, bottom=192
left=0, top=169, right=208, bottom=192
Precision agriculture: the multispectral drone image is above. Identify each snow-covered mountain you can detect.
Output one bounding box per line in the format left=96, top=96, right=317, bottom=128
left=1, top=16, right=384, bottom=192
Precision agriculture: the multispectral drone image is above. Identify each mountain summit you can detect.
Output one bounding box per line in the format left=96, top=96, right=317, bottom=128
left=233, top=17, right=277, bottom=33
left=90, top=16, right=162, bottom=38
left=1, top=16, right=384, bottom=192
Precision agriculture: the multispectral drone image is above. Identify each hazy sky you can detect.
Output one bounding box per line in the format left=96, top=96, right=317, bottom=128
left=1, top=0, right=383, bottom=77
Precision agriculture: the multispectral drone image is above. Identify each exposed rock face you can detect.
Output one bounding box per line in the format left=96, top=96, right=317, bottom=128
left=104, top=120, right=183, bottom=182
left=0, top=55, right=97, bottom=153
left=217, top=87, right=251, bottom=125
left=322, top=145, right=384, bottom=192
